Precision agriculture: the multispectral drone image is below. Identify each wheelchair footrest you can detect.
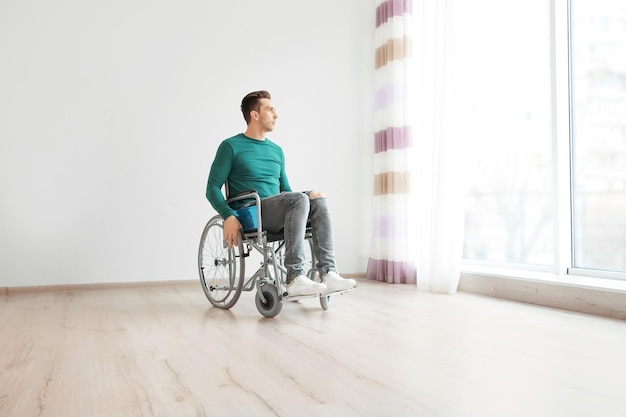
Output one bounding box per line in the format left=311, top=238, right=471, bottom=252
left=322, top=287, right=356, bottom=297
left=283, top=293, right=319, bottom=302
left=283, top=287, right=354, bottom=302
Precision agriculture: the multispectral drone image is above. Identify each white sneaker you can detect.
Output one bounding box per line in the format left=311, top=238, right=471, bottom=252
left=322, top=272, right=356, bottom=295
left=287, top=275, right=327, bottom=296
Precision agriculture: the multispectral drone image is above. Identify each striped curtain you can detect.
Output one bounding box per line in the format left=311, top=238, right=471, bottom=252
left=366, top=0, right=416, bottom=284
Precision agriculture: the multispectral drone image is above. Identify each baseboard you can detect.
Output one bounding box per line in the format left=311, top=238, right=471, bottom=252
left=2, top=279, right=198, bottom=295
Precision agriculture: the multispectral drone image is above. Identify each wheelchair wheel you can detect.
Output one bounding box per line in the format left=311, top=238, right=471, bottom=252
left=255, top=284, right=283, bottom=318
left=198, top=216, right=245, bottom=309
left=320, top=294, right=331, bottom=310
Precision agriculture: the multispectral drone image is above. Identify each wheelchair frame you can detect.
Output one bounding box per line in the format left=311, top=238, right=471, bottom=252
left=197, top=190, right=332, bottom=318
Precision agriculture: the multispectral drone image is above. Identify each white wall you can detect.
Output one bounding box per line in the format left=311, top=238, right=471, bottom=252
left=0, top=0, right=374, bottom=287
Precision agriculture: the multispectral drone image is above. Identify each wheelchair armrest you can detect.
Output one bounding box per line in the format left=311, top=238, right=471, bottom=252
left=226, top=190, right=258, bottom=205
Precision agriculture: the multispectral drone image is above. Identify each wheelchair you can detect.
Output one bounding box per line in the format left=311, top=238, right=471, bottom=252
left=198, top=190, right=346, bottom=318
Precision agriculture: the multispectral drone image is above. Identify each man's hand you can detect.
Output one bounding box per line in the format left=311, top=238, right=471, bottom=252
left=223, top=215, right=242, bottom=248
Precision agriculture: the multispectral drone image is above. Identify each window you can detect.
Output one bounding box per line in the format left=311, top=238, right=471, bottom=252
left=456, top=0, right=555, bottom=269
left=570, top=0, right=626, bottom=274
left=458, top=0, right=626, bottom=278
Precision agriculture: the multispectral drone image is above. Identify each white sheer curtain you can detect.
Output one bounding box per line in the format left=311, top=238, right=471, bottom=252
left=367, top=0, right=465, bottom=293
left=414, top=0, right=465, bottom=293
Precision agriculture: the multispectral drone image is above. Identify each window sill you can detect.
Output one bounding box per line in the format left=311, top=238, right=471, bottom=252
left=461, top=264, right=626, bottom=294
left=459, top=264, right=626, bottom=320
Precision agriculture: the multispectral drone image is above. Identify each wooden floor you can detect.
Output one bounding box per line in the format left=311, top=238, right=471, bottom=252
left=1, top=278, right=626, bottom=417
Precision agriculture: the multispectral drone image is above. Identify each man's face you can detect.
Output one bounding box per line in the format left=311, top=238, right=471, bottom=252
left=256, top=98, right=278, bottom=132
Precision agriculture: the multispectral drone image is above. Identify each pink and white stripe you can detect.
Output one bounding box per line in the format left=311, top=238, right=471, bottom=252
left=366, top=0, right=416, bottom=284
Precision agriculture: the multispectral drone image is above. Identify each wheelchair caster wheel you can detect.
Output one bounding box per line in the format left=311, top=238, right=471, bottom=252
left=255, top=285, right=283, bottom=318
left=320, top=294, right=331, bottom=310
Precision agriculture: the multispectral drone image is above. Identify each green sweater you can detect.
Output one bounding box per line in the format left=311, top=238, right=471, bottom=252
left=206, top=133, right=292, bottom=219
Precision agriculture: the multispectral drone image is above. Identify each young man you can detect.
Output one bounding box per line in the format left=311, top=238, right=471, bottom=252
left=205, top=90, right=356, bottom=297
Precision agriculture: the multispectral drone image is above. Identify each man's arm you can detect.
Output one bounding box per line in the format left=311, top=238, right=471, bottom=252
left=278, top=148, right=292, bottom=192
left=206, top=141, right=241, bottom=248
left=206, top=142, right=237, bottom=219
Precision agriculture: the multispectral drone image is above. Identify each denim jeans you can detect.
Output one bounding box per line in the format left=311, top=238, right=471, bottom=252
left=260, top=192, right=337, bottom=282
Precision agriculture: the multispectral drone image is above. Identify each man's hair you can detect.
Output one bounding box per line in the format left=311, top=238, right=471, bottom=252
left=241, top=90, right=271, bottom=124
